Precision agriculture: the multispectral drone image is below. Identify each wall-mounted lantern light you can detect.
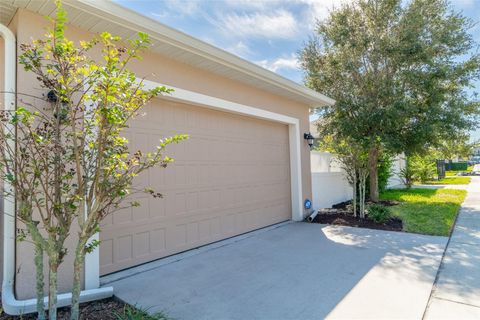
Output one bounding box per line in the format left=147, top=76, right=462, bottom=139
left=304, top=132, right=314, bottom=149
left=47, top=90, right=58, bottom=103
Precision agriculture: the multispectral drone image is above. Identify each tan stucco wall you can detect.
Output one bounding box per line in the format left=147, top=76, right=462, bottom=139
left=12, top=8, right=313, bottom=299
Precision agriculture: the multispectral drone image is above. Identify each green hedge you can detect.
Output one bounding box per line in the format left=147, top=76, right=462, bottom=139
left=445, top=161, right=468, bottom=171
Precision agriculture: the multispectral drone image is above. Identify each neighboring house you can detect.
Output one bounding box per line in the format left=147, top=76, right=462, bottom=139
left=0, top=0, right=334, bottom=314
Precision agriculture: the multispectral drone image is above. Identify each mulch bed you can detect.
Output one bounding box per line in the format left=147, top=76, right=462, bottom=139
left=0, top=297, right=129, bottom=320
left=313, top=200, right=403, bottom=232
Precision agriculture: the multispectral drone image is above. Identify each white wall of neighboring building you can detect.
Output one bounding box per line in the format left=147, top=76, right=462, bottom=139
left=388, top=155, right=406, bottom=189
left=311, top=152, right=406, bottom=210
left=311, top=152, right=352, bottom=209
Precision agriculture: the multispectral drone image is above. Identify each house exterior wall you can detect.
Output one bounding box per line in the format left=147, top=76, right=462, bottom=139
left=11, top=8, right=313, bottom=299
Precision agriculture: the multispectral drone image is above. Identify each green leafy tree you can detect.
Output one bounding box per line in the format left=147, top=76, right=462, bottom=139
left=300, top=0, right=480, bottom=201
left=431, top=132, right=477, bottom=160
left=0, top=1, right=186, bottom=319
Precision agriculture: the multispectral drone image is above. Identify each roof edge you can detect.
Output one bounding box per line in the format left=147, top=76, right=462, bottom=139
left=63, top=0, right=335, bottom=106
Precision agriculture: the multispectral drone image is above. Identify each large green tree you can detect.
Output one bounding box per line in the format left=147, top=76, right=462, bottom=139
left=431, top=132, right=478, bottom=160
left=300, top=0, right=480, bottom=201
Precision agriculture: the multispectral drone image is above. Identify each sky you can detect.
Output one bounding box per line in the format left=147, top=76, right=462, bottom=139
left=115, top=0, right=480, bottom=140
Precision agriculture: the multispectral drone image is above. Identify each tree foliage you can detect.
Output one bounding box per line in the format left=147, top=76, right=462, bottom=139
left=0, top=1, right=187, bottom=319
left=431, top=132, right=478, bottom=160
left=300, top=0, right=480, bottom=200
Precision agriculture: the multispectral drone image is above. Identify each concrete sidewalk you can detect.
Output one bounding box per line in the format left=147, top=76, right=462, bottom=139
left=424, top=176, right=480, bottom=319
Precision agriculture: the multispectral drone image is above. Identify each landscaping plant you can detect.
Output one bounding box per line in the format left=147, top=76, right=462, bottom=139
left=399, top=165, right=415, bottom=189
left=409, top=155, right=436, bottom=183
left=0, top=1, right=187, bottom=319
left=377, top=154, right=393, bottom=193
left=367, top=204, right=392, bottom=224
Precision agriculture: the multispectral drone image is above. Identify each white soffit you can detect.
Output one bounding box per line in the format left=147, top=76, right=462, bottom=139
left=0, top=0, right=335, bottom=107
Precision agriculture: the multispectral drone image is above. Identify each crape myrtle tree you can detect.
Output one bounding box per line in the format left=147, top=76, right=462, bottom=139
left=0, top=1, right=187, bottom=319
left=300, top=0, right=480, bottom=201
left=320, top=134, right=369, bottom=218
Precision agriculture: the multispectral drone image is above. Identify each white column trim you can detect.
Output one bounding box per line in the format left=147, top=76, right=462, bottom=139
left=1, top=22, right=18, bottom=313
left=84, top=233, right=100, bottom=289
left=83, top=83, right=100, bottom=290
left=142, top=79, right=304, bottom=221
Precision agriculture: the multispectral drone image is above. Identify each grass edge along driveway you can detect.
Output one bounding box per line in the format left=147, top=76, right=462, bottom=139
left=380, top=188, right=467, bottom=236
left=425, top=176, right=471, bottom=185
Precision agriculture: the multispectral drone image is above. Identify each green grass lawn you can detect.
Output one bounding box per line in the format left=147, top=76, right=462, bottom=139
left=424, top=176, right=471, bottom=185
left=380, top=188, right=467, bottom=236
left=445, top=166, right=473, bottom=176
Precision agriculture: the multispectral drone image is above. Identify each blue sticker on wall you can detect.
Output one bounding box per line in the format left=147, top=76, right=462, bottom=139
left=304, top=199, right=312, bottom=209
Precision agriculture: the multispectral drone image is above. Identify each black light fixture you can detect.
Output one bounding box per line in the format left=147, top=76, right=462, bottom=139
left=46, top=90, right=58, bottom=103
left=304, top=132, right=315, bottom=149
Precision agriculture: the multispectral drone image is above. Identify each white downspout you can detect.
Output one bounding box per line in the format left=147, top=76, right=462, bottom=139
left=0, top=23, right=112, bottom=316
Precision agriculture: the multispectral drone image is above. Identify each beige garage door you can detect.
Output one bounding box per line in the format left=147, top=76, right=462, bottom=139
left=100, top=99, right=291, bottom=275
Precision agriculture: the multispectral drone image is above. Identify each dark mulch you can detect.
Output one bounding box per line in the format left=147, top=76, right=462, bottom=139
left=332, top=199, right=400, bottom=209
left=314, top=200, right=403, bottom=232
left=0, top=297, right=129, bottom=320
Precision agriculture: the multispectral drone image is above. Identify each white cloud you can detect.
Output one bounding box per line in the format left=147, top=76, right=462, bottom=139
left=224, top=41, right=252, bottom=58
left=256, top=55, right=299, bottom=72
left=222, top=0, right=276, bottom=10
left=151, top=0, right=201, bottom=18
left=296, top=0, right=353, bottom=29
left=218, top=9, right=299, bottom=39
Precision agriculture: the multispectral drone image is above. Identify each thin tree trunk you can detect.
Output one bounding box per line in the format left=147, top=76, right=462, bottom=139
left=48, top=255, right=59, bottom=320
left=359, top=169, right=368, bottom=219
left=368, top=145, right=380, bottom=202
left=34, top=244, right=46, bottom=320
left=24, top=218, right=46, bottom=320
left=70, top=239, right=86, bottom=320
left=362, top=172, right=367, bottom=218
left=352, top=170, right=357, bottom=217
left=359, top=175, right=364, bottom=218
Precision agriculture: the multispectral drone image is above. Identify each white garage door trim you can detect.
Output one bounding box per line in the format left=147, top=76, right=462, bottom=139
left=85, top=79, right=304, bottom=288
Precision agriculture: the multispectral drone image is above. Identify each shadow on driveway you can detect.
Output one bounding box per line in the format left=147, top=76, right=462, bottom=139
left=106, top=222, right=447, bottom=320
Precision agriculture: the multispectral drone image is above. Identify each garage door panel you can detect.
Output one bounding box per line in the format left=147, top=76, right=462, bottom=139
left=100, top=99, right=291, bottom=275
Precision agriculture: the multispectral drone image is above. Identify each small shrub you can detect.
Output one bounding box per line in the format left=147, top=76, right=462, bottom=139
left=445, top=161, right=468, bottom=171
left=368, top=204, right=392, bottom=224
left=115, top=305, right=170, bottom=320
left=399, top=166, right=414, bottom=189
left=410, top=156, right=436, bottom=183
left=378, top=155, right=393, bottom=193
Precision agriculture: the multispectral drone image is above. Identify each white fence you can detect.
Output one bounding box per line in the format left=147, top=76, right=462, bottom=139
left=388, top=155, right=406, bottom=189
left=311, top=152, right=405, bottom=210
left=311, top=152, right=352, bottom=209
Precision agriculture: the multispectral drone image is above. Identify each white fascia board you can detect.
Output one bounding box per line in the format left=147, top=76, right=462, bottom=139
left=142, top=79, right=305, bottom=221
left=142, top=80, right=299, bottom=125
left=62, top=0, right=335, bottom=107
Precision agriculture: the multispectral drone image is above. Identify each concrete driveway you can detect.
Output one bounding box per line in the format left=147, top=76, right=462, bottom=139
left=103, top=222, right=447, bottom=320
